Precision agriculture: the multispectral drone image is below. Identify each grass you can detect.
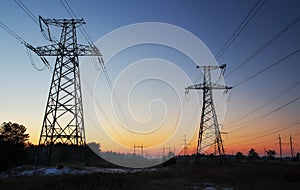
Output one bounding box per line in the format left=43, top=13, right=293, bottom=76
left=1, top=160, right=300, bottom=190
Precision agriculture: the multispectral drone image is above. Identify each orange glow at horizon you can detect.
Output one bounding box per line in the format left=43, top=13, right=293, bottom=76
left=24, top=95, right=300, bottom=159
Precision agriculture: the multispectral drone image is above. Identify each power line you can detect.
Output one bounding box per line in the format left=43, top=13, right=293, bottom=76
left=226, top=15, right=300, bottom=77
left=215, top=0, right=266, bottom=60
left=59, top=0, right=113, bottom=88
left=14, top=0, right=39, bottom=25
left=59, top=0, right=114, bottom=90
left=226, top=139, right=273, bottom=148
left=80, top=75, right=129, bottom=145
left=64, top=0, right=94, bottom=44
left=226, top=121, right=300, bottom=147
left=0, top=20, right=50, bottom=72
left=59, top=0, right=139, bottom=143
left=228, top=95, right=300, bottom=133
left=227, top=79, right=300, bottom=125
left=15, top=0, right=59, bottom=43
left=59, top=0, right=74, bottom=18
left=59, top=0, right=113, bottom=87
left=37, top=0, right=53, bottom=18
left=233, top=47, right=300, bottom=87
left=60, top=0, right=95, bottom=46
left=0, top=20, right=26, bottom=44
left=230, top=96, right=300, bottom=133
left=235, top=120, right=300, bottom=139
left=26, top=47, right=47, bottom=71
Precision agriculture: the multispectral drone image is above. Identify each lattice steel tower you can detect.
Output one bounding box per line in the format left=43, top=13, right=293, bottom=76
left=185, top=65, right=232, bottom=163
left=26, top=17, right=103, bottom=162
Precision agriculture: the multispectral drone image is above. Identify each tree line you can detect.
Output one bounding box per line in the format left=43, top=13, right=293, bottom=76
left=0, top=121, right=107, bottom=170
left=0, top=122, right=30, bottom=170
left=1, top=121, right=300, bottom=171
left=235, top=148, right=276, bottom=160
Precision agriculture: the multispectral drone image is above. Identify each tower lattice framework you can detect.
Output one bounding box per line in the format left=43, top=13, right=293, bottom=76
left=26, top=17, right=102, bottom=161
left=185, top=65, right=232, bottom=163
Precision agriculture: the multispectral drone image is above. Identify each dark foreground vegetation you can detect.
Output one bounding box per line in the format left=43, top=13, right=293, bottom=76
left=1, top=160, right=300, bottom=190
left=1, top=121, right=300, bottom=189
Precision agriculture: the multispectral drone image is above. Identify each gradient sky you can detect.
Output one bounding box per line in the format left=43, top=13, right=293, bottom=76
left=0, top=0, right=300, bottom=157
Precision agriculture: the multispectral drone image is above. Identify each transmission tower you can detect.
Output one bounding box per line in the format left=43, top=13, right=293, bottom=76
left=133, top=143, right=145, bottom=157
left=182, top=135, right=190, bottom=156
left=25, top=16, right=103, bottom=163
left=185, top=65, right=232, bottom=163
left=162, top=146, right=171, bottom=159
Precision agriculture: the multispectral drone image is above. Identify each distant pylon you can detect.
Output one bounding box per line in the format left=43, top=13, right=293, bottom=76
left=26, top=17, right=104, bottom=163
left=185, top=64, right=232, bottom=163
left=182, top=135, right=189, bottom=156
left=162, top=146, right=171, bottom=159
left=134, top=143, right=145, bottom=157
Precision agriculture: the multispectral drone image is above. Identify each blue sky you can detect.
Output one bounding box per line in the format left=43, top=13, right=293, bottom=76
left=0, top=0, right=300, bottom=156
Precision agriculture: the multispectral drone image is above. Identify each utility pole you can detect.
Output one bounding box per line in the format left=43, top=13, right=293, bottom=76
left=134, top=143, right=136, bottom=155
left=185, top=64, right=232, bottom=163
left=173, top=145, right=176, bottom=156
left=290, top=135, right=294, bottom=159
left=279, top=135, right=282, bottom=159
left=25, top=16, right=104, bottom=164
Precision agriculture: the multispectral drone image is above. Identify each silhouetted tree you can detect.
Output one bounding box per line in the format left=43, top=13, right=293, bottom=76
left=266, top=149, right=276, bottom=160
left=0, top=122, right=30, bottom=170
left=248, top=148, right=259, bottom=160
left=88, top=142, right=101, bottom=154
left=295, top=152, right=300, bottom=161
left=235, top=151, right=245, bottom=160
left=0, top=122, right=29, bottom=145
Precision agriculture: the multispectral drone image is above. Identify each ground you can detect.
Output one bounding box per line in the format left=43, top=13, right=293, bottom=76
left=1, top=159, right=300, bottom=190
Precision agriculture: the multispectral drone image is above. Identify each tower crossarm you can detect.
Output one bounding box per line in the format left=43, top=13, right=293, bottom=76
left=211, top=83, right=232, bottom=90
left=25, top=43, right=101, bottom=57
left=185, top=83, right=232, bottom=93
left=196, top=64, right=226, bottom=70
left=185, top=83, right=206, bottom=90
left=40, top=16, right=85, bottom=27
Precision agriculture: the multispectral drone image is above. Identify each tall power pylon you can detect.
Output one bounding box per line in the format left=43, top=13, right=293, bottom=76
left=26, top=17, right=103, bottom=162
left=185, top=65, right=232, bottom=163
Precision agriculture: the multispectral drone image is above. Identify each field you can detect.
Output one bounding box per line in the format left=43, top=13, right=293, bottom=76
left=1, top=159, right=300, bottom=190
